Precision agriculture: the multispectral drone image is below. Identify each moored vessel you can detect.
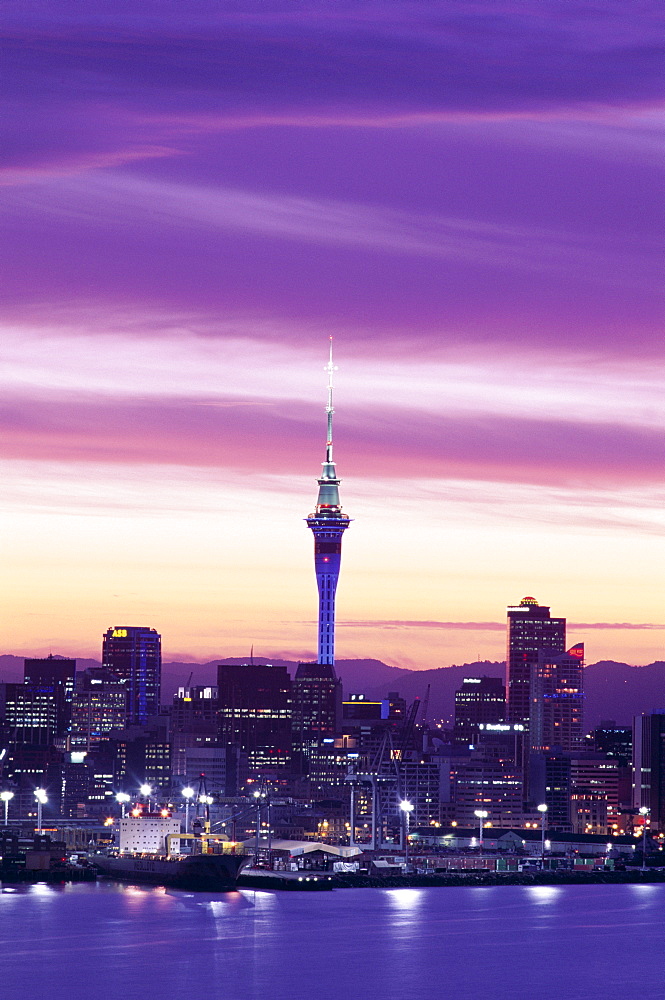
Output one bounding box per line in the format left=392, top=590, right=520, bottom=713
left=94, top=849, right=249, bottom=890
left=92, top=813, right=250, bottom=890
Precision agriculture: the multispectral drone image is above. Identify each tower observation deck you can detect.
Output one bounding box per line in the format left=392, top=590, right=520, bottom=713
left=306, top=339, right=351, bottom=665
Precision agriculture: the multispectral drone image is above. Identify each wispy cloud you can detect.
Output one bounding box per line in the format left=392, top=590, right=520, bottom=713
left=8, top=171, right=657, bottom=290
left=339, top=619, right=665, bottom=631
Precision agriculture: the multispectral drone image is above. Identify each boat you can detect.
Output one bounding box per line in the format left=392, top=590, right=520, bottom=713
left=93, top=849, right=250, bottom=890
left=92, top=812, right=250, bottom=890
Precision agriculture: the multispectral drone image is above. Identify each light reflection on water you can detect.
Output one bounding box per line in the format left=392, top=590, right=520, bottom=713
left=1, top=882, right=665, bottom=1000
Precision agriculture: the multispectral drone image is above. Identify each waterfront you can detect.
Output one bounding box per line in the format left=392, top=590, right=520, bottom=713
left=2, top=882, right=665, bottom=1000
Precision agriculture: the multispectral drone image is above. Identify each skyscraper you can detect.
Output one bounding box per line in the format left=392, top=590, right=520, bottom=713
left=217, top=663, right=292, bottom=778
left=530, top=644, right=585, bottom=753
left=291, top=661, right=342, bottom=755
left=453, top=676, right=506, bottom=746
left=506, top=597, right=566, bottom=727
left=70, top=667, right=127, bottom=750
left=633, top=712, right=665, bottom=830
left=24, top=654, right=76, bottom=738
left=102, top=627, right=161, bottom=725
left=306, top=339, right=351, bottom=665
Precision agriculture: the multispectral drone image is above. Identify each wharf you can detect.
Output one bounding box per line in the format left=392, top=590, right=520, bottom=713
left=330, top=868, right=665, bottom=889
left=238, top=869, right=334, bottom=891
left=1, top=866, right=97, bottom=885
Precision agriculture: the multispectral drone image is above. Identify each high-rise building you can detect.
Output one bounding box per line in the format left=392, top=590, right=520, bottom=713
left=291, top=661, right=342, bottom=755
left=24, top=655, right=76, bottom=737
left=170, top=684, right=221, bottom=782
left=217, top=663, right=292, bottom=778
left=506, top=597, right=566, bottom=727
left=453, top=676, right=505, bottom=746
left=3, top=682, right=60, bottom=745
left=530, top=644, right=585, bottom=753
left=633, top=712, right=665, bottom=830
left=305, top=340, right=351, bottom=665
left=71, top=668, right=127, bottom=750
left=102, top=627, right=161, bottom=725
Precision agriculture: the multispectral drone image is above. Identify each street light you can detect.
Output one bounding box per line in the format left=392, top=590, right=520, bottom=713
left=253, top=789, right=264, bottom=865
left=474, top=809, right=488, bottom=854
left=1, top=790, right=14, bottom=827
left=639, top=806, right=650, bottom=872
left=399, top=800, right=414, bottom=870
left=34, top=788, right=48, bottom=834
left=139, top=783, right=152, bottom=812
left=115, top=792, right=130, bottom=818
left=537, top=803, right=548, bottom=865
left=182, top=787, right=195, bottom=832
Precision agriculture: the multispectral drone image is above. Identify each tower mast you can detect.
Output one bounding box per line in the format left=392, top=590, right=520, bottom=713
left=306, top=339, right=351, bottom=665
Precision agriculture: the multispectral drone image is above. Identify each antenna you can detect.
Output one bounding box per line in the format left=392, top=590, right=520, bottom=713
left=324, top=336, right=337, bottom=465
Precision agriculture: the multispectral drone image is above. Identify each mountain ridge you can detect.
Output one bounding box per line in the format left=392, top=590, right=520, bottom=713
left=2, top=654, right=664, bottom=729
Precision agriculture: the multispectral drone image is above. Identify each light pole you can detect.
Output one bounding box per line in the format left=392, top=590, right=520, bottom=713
left=400, top=800, right=414, bottom=870
left=34, top=788, right=48, bottom=835
left=253, top=789, right=262, bottom=865
left=199, top=794, right=213, bottom=854
left=1, top=790, right=14, bottom=827
left=182, top=786, right=195, bottom=832
left=474, top=809, right=488, bottom=854
left=139, top=783, right=152, bottom=812
left=537, top=803, right=548, bottom=866
left=640, top=806, right=650, bottom=872
left=115, top=792, right=130, bottom=818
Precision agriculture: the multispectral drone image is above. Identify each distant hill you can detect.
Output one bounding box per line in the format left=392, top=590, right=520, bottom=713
left=584, top=661, right=665, bottom=729
left=3, top=652, right=665, bottom=730
left=161, top=656, right=408, bottom=698
left=362, top=661, right=505, bottom=727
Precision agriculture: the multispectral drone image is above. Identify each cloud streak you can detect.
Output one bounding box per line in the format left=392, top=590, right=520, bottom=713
left=339, top=620, right=665, bottom=632
left=2, top=391, right=665, bottom=492
left=5, top=172, right=659, bottom=291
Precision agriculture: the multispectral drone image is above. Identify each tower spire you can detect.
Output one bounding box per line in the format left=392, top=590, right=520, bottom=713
left=325, top=335, right=336, bottom=467
left=306, top=341, right=352, bottom=665
left=317, top=336, right=339, bottom=495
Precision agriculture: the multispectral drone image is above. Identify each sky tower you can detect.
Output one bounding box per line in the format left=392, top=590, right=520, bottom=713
left=306, top=339, right=351, bottom=665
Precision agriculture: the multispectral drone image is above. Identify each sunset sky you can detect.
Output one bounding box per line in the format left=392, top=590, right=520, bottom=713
left=1, top=1, right=664, bottom=668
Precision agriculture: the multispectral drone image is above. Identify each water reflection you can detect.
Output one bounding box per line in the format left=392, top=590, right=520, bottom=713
left=3, top=882, right=665, bottom=1000
left=385, top=888, right=423, bottom=913
left=28, top=882, right=57, bottom=901
left=526, top=885, right=562, bottom=905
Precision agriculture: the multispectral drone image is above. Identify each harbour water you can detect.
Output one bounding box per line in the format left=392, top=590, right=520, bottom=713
left=2, top=881, right=665, bottom=1000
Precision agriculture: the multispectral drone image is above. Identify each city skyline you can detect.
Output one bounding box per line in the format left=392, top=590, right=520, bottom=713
left=2, top=2, right=664, bottom=668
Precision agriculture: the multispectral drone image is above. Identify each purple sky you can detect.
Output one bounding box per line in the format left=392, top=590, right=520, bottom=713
left=1, top=2, right=664, bottom=667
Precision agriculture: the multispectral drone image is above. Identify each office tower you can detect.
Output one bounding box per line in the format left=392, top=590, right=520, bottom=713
left=569, top=753, right=620, bottom=836
left=3, top=682, right=59, bottom=745
left=306, top=340, right=351, bottom=665
left=633, top=713, right=665, bottom=830
left=24, top=655, right=76, bottom=737
left=453, top=676, right=505, bottom=746
left=529, top=751, right=573, bottom=830
left=171, top=684, right=219, bottom=730
left=217, top=663, right=292, bottom=778
left=530, top=644, right=585, bottom=753
left=588, top=723, right=632, bottom=766
left=170, top=684, right=221, bottom=782
left=291, top=661, right=342, bottom=755
left=70, top=668, right=127, bottom=750
left=506, top=597, right=566, bottom=727
left=447, top=753, right=524, bottom=828
left=102, top=626, right=161, bottom=725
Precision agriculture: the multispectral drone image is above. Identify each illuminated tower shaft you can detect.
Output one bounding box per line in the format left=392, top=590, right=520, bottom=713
left=306, top=341, right=351, bottom=665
